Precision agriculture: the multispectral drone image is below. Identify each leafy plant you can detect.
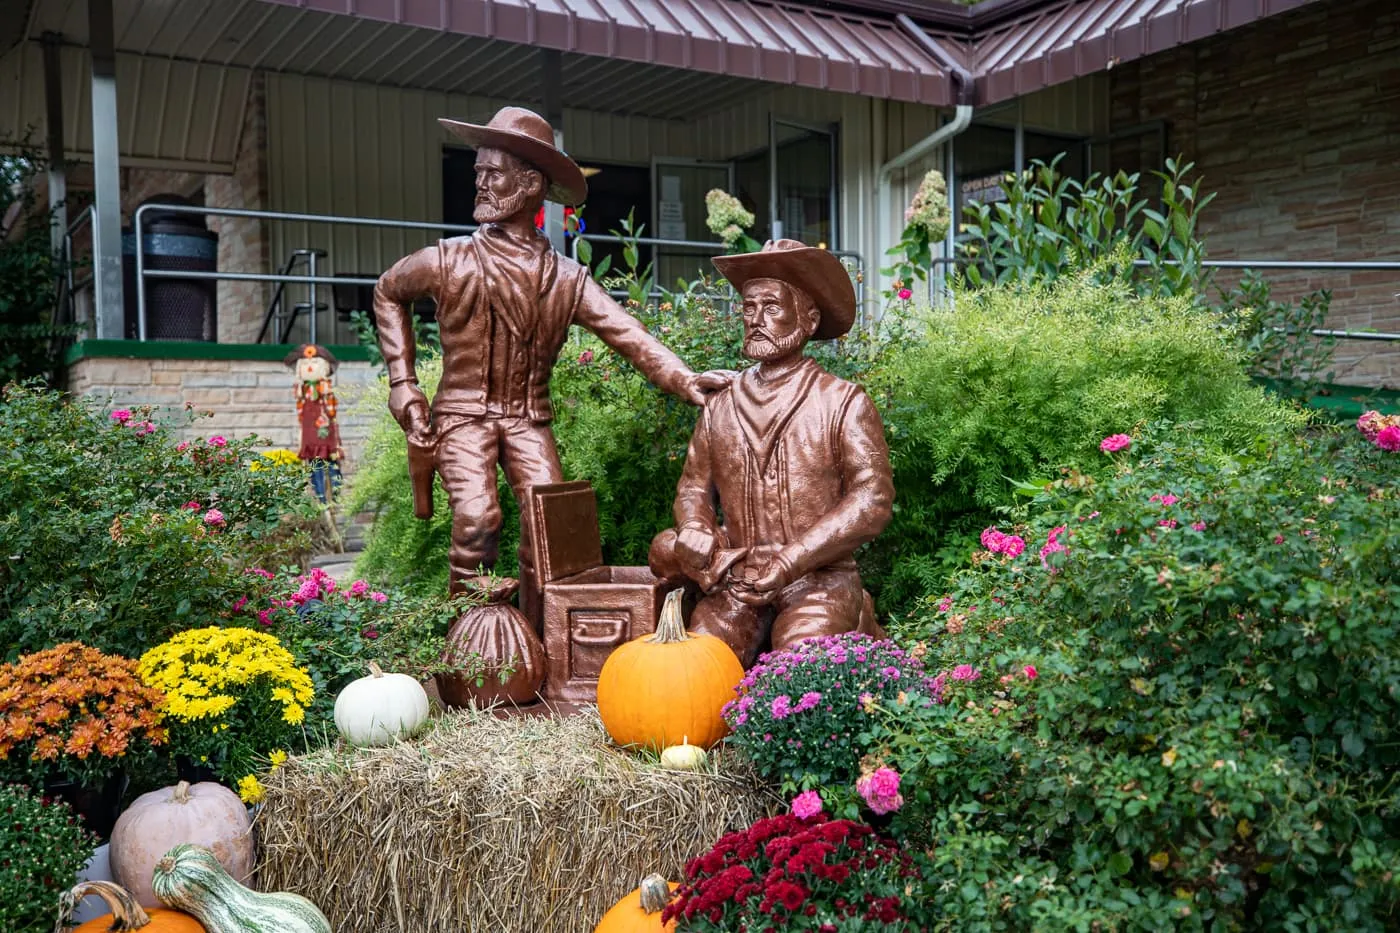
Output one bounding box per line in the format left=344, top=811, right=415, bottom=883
left=958, top=155, right=1214, bottom=300
left=237, top=565, right=489, bottom=731
left=0, top=385, right=319, bottom=658
left=0, top=148, right=81, bottom=385
left=1218, top=270, right=1336, bottom=396
left=874, top=425, right=1400, bottom=930
left=0, top=783, right=96, bottom=933
left=860, top=264, right=1303, bottom=617
left=704, top=189, right=762, bottom=254
left=882, top=168, right=950, bottom=302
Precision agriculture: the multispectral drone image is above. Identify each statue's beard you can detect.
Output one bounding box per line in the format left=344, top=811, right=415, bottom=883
left=743, top=326, right=808, bottom=361
left=474, top=188, right=534, bottom=224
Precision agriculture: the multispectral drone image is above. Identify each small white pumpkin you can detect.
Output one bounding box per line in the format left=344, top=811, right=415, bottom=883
left=333, top=661, right=430, bottom=747
left=658, top=737, right=708, bottom=771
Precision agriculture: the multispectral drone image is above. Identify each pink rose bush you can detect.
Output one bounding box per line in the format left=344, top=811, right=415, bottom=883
left=856, top=766, right=904, bottom=815
left=1100, top=433, right=1132, bottom=453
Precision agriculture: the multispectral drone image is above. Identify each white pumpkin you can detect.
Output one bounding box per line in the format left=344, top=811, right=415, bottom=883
left=334, top=661, right=430, bottom=746
left=659, top=737, right=708, bottom=771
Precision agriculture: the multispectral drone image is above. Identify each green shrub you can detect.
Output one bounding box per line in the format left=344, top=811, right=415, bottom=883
left=0, top=783, right=96, bottom=933
left=861, top=266, right=1304, bottom=615
left=0, top=384, right=316, bottom=658
left=866, top=425, right=1400, bottom=930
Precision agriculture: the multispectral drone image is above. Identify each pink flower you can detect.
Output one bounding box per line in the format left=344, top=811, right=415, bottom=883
left=202, top=508, right=225, bottom=527
left=1191, top=521, right=1207, bottom=531
left=175, top=441, right=190, bottom=452
left=1158, top=519, right=1179, bottom=529
left=1023, top=665, right=1038, bottom=680
left=951, top=664, right=980, bottom=682
left=369, top=591, right=387, bottom=603
left=578, top=349, right=594, bottom=365
left=183, top=500, right=201, bottom=510
left=1149, top=494, right=1179, bottom=506
left=1273, top=534, right=1285, bottom=544
left=856, top=766, right=904, bottom=815
left=1377, top=425, right=1400, bottom=452
left=795, top=691, right=823, bottom=713
left=980, top=527, right=1026, bottom=558
left=1099, top=433, right=1132, bottom=453
left=294, top=578, right=321, bottom=603
left=245, top=567, right=275, bottom=579
left=936, top=596, right=953, bottom=613
left=109, top=409, right=132, bottom=424
left=231, top=596, right=248, bottom=613
left=980, top=527, right=1006, bottom=551
left=791, top=790, right=823, bottom=820
left=770, top=695, right=793, bottom=719
left=1358, top=410, right=1385, bottom=440
left=257, top=608, right=274, bottom=626
left=1039, top=525, right=1069, bottom=569
left=208, top=435, right=227, bottom=448
left=897, top=287, right=913, bottom=301
left=348, top=579, right=369, bottom=597
left=1000, top=535, right=1025, bottom=558
left=361, top=628, right=379, bottom=640
left=134, top=421, right=156, bottom=435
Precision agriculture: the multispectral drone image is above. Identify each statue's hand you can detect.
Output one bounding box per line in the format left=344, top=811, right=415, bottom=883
left=730, top=555, right=791, bottom=607
left=675, top=525, right=716, bottom=572
left=681, top=369, right=737, bottom=406
left=389, top=382, right=431, bottom=437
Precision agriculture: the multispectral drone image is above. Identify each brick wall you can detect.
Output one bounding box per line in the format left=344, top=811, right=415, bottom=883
left=117, top=74, right=271, bottom=344
left=1109, top=0, right=1400, bottom=387
left=67, top=355, right=380, bottom=472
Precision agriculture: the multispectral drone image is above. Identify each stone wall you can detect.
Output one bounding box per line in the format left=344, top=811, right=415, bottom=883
left=1108, top=0, right=1400, bottom=388
left=67, top=353, right=381, bottom=472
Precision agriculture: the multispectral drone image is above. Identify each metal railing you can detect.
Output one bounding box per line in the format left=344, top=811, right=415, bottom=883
left=125, top=203, right=874, bottom=343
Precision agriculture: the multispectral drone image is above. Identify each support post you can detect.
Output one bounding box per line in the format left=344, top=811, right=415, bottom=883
left=40, top=33, right=67, bottom=261
left=540, top=49, right=566, bottom=255
left=88, top=0, right=125, bottom=339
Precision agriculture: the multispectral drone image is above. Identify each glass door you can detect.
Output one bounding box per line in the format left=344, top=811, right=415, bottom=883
left=771, top=119, right=837, bottom=249
left=652, top=158, right=734, bottom=289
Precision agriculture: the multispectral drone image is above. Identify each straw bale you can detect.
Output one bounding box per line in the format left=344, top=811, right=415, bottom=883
left=255, top=707, right=781, bottom=932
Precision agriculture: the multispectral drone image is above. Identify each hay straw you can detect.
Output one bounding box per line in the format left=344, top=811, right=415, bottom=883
left=255, top=707, right=781, bottom=932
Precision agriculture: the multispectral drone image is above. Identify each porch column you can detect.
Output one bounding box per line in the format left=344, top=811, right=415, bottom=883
left=540, top=49, right=566, bottom=256
left=88, top=0, right=125, bottom=338
left=40, top=32, right=66, bottom=260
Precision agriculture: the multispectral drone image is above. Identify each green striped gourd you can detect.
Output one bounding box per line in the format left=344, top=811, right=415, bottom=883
left=151, top=844, right=332, bottom=933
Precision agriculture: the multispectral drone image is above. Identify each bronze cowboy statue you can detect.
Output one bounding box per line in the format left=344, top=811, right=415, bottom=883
left=373, top=106, right=728, bottom=603
left=649, top=239, right=895, bottom=666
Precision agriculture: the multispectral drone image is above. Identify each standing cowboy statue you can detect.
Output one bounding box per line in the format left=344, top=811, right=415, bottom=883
left=373, top=106, right=729, bottom=608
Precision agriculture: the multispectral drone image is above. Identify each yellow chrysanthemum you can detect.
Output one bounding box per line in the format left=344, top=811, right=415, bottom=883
left=282, top=704, right=305, bottom=726
left=237, top=774, right=265, bottom=804
left=268, top=749, right=288, bottom=770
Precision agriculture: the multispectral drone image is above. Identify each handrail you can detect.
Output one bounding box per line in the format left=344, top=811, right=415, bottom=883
left=133, top=202, right=479, bottom=342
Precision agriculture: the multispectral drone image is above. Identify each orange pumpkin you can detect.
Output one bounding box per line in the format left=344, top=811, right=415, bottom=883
left=594, top=874, right=679, bottom=932
left=63, top=879, right=206, bottom=932
left=597, top=588, right=744, bottom=750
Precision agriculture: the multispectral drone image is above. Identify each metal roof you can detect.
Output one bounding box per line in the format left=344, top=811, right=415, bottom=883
left=972, top=0, right=1324, bottom=104
left=250, top=0, right=953, bottom=106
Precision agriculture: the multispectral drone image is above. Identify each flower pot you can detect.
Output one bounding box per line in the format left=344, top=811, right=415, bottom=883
left=43, top=772, right=129, bottom=842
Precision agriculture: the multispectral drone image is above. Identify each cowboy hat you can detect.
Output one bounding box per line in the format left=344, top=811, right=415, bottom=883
left=438, top=106, right=588, bottom=207
left=712, top=239, right=857, bottom=340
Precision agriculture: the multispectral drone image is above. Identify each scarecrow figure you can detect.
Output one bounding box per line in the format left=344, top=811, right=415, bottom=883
left=284, top=343, right=343, bottom=502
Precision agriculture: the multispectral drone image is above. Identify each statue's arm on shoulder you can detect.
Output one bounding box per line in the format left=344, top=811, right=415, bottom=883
left=572, top=274, right=696, bottom=401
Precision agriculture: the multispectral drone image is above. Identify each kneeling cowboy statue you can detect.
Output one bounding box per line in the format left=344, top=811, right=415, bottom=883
left=373, top=106, right=729, bottom=609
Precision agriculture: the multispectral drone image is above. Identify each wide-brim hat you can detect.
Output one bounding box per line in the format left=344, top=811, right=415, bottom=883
left=712, top=239, right=857, bottom=340
left=438, top=106, right=588, bottom=207
left=283, top=343, right=339, bottom=373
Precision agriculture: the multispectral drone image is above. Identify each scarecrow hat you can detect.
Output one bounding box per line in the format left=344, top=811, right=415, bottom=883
left=438, top=106, right=588, bottom=207
left=283, top=343, right=339, bottom=373
left=712, top=239, right=857, bottom=340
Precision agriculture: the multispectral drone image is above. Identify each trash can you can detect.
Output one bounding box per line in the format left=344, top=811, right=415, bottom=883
left=122, top=194, right=219, bottom=341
